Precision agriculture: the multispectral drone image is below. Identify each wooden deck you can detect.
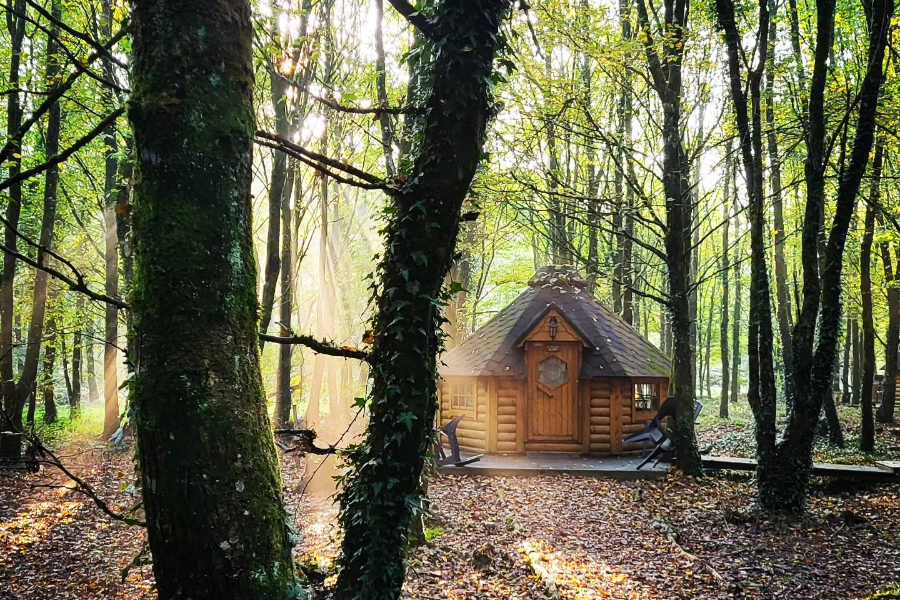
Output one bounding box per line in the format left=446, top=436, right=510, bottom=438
left=438, top=453, right=669, bottom=480
left=438, top=453, right=900, bottom=482
left=701, top=455, right=900, bottom=481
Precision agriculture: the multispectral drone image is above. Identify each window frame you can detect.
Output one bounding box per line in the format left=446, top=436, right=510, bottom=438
left=632, top=379, right=662, bottom=421
left=447, top=378, right=477, bottom=418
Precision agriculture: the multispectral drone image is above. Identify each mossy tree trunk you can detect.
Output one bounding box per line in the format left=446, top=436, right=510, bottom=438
left=129, top=1, right=294, bottom=598
left=333, top=2, right=512, bottom=598
left=0, top=1, right=26, bottom=454
left=763, top=0, right=891, bottom=510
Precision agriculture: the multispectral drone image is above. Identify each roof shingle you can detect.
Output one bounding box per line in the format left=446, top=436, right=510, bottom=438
left=439, top=266, right=671, bottom=378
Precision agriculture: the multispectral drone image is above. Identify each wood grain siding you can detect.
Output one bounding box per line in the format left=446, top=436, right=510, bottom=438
left=589, top=379, right=612, bottom=453
left=623, top=377, right=658, bottom=453
left=439, top=377, right=486, bottom=452
left=525, top=341, right=581, bottom=448
left=496, top=377, right=520, bottom=452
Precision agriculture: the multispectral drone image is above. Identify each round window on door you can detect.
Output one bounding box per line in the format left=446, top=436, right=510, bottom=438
left=538, top=356, right=568, bottom=389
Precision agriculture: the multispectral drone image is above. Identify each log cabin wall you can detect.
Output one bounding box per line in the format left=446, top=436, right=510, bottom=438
left=619, top=378, right=650, bottom=453
left=588, top=378, right=612, bottom=453
left=438, top=377, right=488, bottom=452
left=589, top=377, right=662, bottom=454
left=441, top=374, right=667, bottom=456
left=495, top=377, right=521, bottom=452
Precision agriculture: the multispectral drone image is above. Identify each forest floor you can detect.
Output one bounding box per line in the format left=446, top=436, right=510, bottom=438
left=1, top=406, right=899, bottom=600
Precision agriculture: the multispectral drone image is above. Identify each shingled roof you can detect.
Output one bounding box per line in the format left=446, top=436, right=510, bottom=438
left=440, top=266, right=671, bottom=379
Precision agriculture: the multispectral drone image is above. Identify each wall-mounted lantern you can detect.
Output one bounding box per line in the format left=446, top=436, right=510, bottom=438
left=548, top=316, right=559, bottom=340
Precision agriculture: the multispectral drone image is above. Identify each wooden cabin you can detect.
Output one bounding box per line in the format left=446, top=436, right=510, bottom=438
left=438, top=266, right=671, bottom=455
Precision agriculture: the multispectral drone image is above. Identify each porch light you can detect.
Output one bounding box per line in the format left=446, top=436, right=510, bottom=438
left=548, top=316, right=558, bottom=339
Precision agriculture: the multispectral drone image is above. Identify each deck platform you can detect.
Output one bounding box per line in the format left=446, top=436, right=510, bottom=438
left=438, top=453, right=900, bottom=481
left=438, top=453, right=669, bottom=480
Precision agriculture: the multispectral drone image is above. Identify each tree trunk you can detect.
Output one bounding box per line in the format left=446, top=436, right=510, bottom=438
left=763, top=0, right=892, bottom=509
left=821, top=386, right=844, bottom=446
left=275, top=162, right=295, bottom=427
left=333, top=2, right=514, bottom=597
left=6, top=0, right=62, bottom=452
left=102, top=155, right=119, bottom=440
left=766, top=1, right=794, bottom=409
left=704, top=295, right=713, bottom=399
left=852, top=317, right=861, bottom=406
left=129, top=0, right=294, bottom=597
left=61, top=332, right=74, bottom=407
left=85, top=315, right=100, bottom=404
left=0, top=1, right=27, bottom=445
left=876, top=213, right=899, bottom=423
left=71, top=295, right=83, bottom=414
left=43, top=316, right=58, bottom=425
left=841, top=316, right=852, bottom=404
left=720, top=154, right=731, bottom=417
left=634, top=0, right=703, bottom=476
left=731, top=256, right=742, bottom=404
left=859, top=138, right=883, bottom=451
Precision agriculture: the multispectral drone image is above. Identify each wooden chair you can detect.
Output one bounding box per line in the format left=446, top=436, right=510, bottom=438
left=435, top=415, right=483, bottom=467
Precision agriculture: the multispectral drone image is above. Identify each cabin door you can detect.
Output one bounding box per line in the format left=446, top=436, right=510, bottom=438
left=525, top=341, right=581, bottom=446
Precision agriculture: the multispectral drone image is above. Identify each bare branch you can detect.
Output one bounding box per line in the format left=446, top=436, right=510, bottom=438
left=0, top=412, right=145, bottom=527
left=254, top=135, right=397, bottom=193
left=24, top=0, right=128, bottom=68
left=0, top=107, right=125, bottom=193
left=274, top=429, right=341, bottom=455
left=259, top=332, right=371, bottom=362
left=0, top=241, right=129, bottom=309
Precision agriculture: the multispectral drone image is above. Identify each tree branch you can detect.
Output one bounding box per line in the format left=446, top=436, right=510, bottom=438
left=259, top=333, right=371, bottom=362
left=24, top=0, right=128, bottom=68
left=385, top=0, right=438, bottom=41
left=0, top=24, right=128, bottom=165
left=0, top=107, right=125, bottom=193
left=274, top=429, right=341, bottom=455
left=0, top=411, right=145, bottom=527
left=0, top=242, right=129, bottom=309
left=255, top=130, right=388, bottom=185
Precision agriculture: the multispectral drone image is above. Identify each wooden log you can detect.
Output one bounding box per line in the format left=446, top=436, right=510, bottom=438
left=497, top=405, right=517, bottom=415
left=590, top=398, right=611, bottom=408
left=610, top=379, right=623, bottom=453
left=590, top=416, right=611, bottom=425
left=459, top=420, right=486, bottom=431
left=497, top=432, right=516, bottom=442
left=589, top=425, right=610, bottom=434
left=497, top=442, right=516, bottom=452
left=590, top=434, right=611, bottom=443
left=497, top=423, right=516, bottom=433
left=623, top=423, right=644, bottom=434
left=590, top=443, right=611, bottom=452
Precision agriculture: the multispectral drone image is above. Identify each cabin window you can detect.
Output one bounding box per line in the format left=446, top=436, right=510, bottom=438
left=634, top=382, right=660, bottom=413
left=450, top=380, right=476, bottom=413
left=538, top=356, right=569, bottom=388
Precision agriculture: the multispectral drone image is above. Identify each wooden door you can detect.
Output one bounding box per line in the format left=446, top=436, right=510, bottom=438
left=526, top=342, right=581, bottom=444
